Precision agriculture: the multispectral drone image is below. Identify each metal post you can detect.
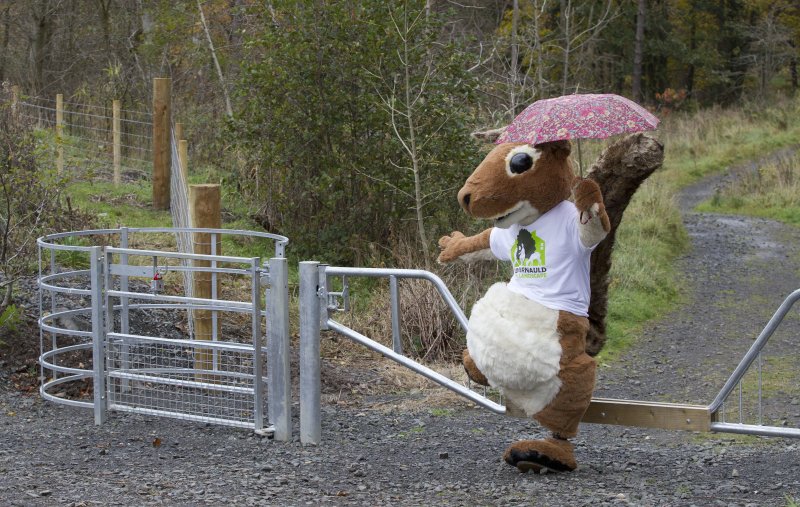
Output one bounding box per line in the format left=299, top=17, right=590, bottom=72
left=268, top=257, right=291, bottom=441
left=112, top=100, right=121, bottom=186
left=90, top=246, right=107, bottom=425
left=104, top=250, right=115, bottom=408
left=120, top=228, right=130, bottom=392
left=389, top=275, right=402, bottom=354
left=56, top=94, right=64, bottom=175
left=211, top=232, right=219, bottom=371
left=37, top=243, right=44, bottom=383
left=251, top=260, right=264, bottom=431
left=318, top=264, right=329, bottom=331
left=49, top=248, right=57, bottom=380
left=300, top=261, right=321, bottom=444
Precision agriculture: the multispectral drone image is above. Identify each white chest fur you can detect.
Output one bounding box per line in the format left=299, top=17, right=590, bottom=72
left=467, top=282, right=563, bottom=416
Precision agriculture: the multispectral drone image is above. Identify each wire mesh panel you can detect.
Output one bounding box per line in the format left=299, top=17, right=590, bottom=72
left=105, top=335, right=264, bottom=428
left=103, top=248, right=266, bottom=431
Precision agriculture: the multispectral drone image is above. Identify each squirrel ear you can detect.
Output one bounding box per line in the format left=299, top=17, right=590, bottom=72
left=471, top=126, right=507, bottom=144
left=534, top=140, right=572, bottom=158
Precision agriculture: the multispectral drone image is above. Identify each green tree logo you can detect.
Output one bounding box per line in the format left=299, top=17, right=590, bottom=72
left=511, top=230, right=546, bottom=267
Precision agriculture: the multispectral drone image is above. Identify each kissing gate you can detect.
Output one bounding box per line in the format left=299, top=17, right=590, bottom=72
left=38, top=227, right=291, bottom=440
left=38, top=229, right=800, bottom=443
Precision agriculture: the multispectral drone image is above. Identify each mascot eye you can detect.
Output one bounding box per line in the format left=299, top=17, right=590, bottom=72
left=509, top=152, right=533, bottom=174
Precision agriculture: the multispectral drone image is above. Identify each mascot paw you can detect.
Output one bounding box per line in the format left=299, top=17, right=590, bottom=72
left=462, top=349, right=489, bottom=386
left=437, top=231, right=466, bottom=263
left=571, top=177, right=602, bottom=213
left=503, top=438, right=577, bottom=473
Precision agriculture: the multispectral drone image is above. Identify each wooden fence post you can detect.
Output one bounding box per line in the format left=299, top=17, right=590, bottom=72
left=10, top=85, right=19, bottom=120
left=152, top=78, right=171, bottom=209
left=175, top=122, right=183, bottom=145
left=56, top=94, right=64, bottom=175
left=113, top=100, right=121, bottom=186
left=178, top=139, right=189, bottom=183
left=190, top=184, right=221, bottom=378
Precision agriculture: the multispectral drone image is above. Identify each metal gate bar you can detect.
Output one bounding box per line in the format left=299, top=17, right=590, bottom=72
left=299, top=261, right=505, bottom=445
left=299, top=261, right=800, bottom=443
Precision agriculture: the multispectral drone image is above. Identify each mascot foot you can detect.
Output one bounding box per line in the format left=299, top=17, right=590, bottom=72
left=503, top=437, right=577, bottom=473
left=462, top=349, right=489, bottom=386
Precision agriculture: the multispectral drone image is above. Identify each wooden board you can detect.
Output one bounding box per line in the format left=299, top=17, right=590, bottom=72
left=582, top=398, right=711, bottom=432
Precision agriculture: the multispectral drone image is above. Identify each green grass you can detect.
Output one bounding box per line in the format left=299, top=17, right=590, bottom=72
left=697, top=152, right=800, bottom=227
left=596, top=95, right=800, bottom=361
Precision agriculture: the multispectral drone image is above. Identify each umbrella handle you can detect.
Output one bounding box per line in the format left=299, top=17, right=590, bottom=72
left=577, top=138, right=584, bottom=178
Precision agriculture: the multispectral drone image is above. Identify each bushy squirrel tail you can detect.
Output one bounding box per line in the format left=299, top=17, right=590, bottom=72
left=585, top=134, right=665, bottom=356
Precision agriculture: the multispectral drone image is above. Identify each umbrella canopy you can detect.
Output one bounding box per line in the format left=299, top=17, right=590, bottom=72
left=495, top=93, right=659, bottom=145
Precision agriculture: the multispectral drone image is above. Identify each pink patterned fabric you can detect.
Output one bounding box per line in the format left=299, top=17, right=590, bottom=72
left=495, top=94, right=659, bottom=145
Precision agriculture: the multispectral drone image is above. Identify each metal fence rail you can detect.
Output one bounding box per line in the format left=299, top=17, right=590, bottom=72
left=299, top=260, right=800, bottom=443
left=299, top=262, right=507, bottom=445
left=37, top=228, right=291, bottom=439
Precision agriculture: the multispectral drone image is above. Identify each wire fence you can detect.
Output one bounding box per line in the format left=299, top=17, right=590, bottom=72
left=19, top=95, right=195, bottom=315
left=17, top=97, right=153, bottom=179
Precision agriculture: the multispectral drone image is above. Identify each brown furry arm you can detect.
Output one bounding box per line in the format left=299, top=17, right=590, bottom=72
left=572, top=178, right=610, bottom=248
left=437, top=228, right=493, bottom=264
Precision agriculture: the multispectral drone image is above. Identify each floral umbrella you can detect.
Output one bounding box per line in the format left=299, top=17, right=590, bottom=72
left=495, top=93, right=659, bottom=174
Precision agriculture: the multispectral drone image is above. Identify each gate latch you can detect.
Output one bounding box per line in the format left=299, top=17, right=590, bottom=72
left=326, top=275, right=350, bottom=312
left=150, top=256, right=168, bottom=294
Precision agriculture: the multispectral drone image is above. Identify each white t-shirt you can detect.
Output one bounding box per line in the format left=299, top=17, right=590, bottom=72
left=489, top=200, right=595, bottom=317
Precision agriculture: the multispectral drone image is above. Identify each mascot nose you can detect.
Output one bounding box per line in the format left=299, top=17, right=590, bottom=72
left=457, top=184, right=473, bottom=213
left=459, top=191, right=471, bottom=212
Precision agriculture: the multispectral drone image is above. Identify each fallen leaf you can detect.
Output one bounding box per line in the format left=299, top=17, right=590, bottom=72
left=152, top=438, right=162, bottom=448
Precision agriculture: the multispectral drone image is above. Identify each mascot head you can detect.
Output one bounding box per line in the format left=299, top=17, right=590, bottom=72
left=457, top=140, right=574, bottom=229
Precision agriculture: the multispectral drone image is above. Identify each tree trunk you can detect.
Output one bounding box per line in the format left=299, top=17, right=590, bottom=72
left=0, top=5, right=10, bottom=82
left=790, top=41, right=798, bottom=94
left=585, top=133, right=664, bottom=356
left=561, top=0, right=572, bottom=95
left=509, top=0, right=519, bottom=116
left=197, top=0, right=233, bottom=118
left=632, top=0, right=646, bottom=102
left=31, top=0, right=55, bottom=94
left=401, top=12, right=431, bottom=271
left=532, top=0, right=545, bottom=98
left=96, top=0, right=112, bottom=55
left=686, top=15, right=696, bottom=98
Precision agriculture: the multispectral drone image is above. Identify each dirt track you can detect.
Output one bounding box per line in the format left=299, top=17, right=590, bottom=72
left=2, top=151, right=800, bottom=506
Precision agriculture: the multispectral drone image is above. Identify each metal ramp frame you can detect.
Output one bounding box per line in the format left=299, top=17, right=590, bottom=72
left=298, top=261, right=800, bottom=444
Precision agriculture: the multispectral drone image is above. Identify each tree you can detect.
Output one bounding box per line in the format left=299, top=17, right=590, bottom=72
left=232, top=1, right=479, bottom=265
left=632, top=0, right=646, bottom=102
left=0, top=86, right=68, bottom=310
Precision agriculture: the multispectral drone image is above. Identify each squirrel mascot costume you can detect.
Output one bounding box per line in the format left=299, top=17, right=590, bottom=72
left=438, top=134, right=663, bottom=473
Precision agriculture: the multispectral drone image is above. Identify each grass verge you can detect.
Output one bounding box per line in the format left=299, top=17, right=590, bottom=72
left=595, top=95, right=800, bottom=362
left=696, top=151, right=800, bottom=226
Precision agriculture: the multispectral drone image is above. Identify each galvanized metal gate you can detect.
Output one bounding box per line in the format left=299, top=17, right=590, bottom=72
left=298, top=261, right=800, bottom=444
left=37, top=228, right=291, bottom=440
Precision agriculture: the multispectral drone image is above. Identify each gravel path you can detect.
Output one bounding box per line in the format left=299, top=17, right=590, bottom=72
left=3, top=151, right=800, bottom=506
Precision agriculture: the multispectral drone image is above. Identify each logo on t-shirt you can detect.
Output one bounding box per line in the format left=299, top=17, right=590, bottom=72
left=511, top=229, right=547, bottom=278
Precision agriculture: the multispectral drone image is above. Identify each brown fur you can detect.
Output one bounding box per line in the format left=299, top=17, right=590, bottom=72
left=457, top=141, right=574, bottom=220
left=503, top=437, right=577, bottom=472
left=462, top=348, right=489, bottom=386
left=437, top=229, right=491, bottom=263
left=438, top=134, right=662, bottom=472
left=533, top=312, right=596, bottom=438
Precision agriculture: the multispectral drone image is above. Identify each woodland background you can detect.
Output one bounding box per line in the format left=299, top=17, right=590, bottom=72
left=2, top=0, right=798, bottom=265
left=2, top=1, right=800, bottom=359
